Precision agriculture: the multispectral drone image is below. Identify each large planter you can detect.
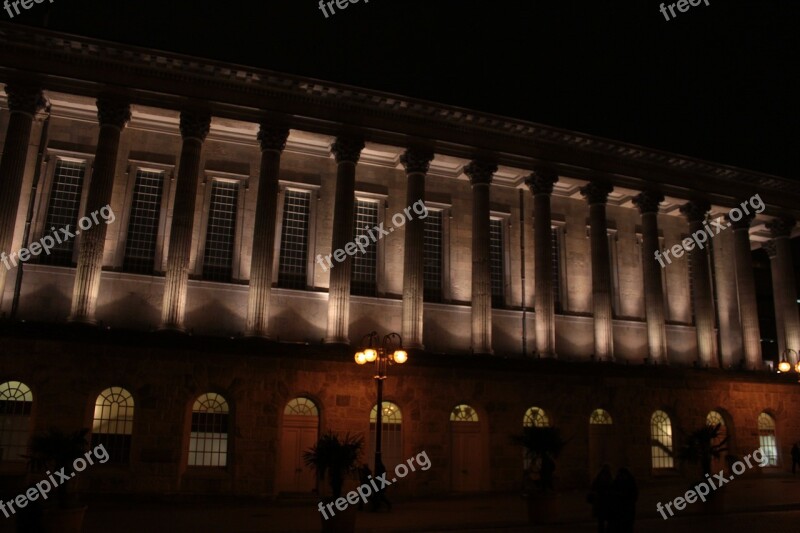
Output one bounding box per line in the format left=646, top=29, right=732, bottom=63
left=41, top=504, right=87, bottom=533
left=320, top=502, right=357, bottom=533
left=527, top=491, right=558, bottom=524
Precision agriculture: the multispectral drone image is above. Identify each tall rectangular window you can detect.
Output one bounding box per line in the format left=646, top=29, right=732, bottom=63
left=489, top=218, right=505, bottom=308
left=202, top=180, right=239, bottom=282
left=351, top=199, right=378, bottom=296
left=551, top=227, right=563, bottom=313
left=277, top=190, right=311, bottom=289
left=423, top=210, right=443, bottom=302
left=40, top=159, right=86, bottom=266
left=123, top=169, right=164, bottom=274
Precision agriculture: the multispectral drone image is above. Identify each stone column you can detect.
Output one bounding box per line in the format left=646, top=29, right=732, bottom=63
left=399, top=148, right=434, bottom=350
left=712, top=224, right=743, bottom=367
left=69, top=98, right=131, bottom=323
left=526, top=167, right=559, bottom=358
left=0, top=84, right=45, bottom=308
left=160, top=111, right=211, bottom=331
left=766, top=218, right=799, bottom=364
left=730, top=211, right=761, bottom=369
left=763, top=241, right=785, bottom=359
left=465, top=160, right=497, bottom=355
left=679, top=200, right=716, bottom=367
left=245, top=124, right=290, bottom=338
left=581, top=181, right=615, bottom=361
left=633, top=190, right=668, bottom=363
left=324, top=136, right=364, bottom=345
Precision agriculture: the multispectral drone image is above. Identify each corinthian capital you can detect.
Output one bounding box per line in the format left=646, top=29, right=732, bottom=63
left=525, top=166, right=559, bottom=196
left=762, top=240, right=778, bottom=259
left=400, top=148, right=434, bottom=175
left=679, top=199, right=711, bottom=223
left=464, top=160, right=497, bottom=186
left=632, top=190, right=664, bottom=215
left=96, top=98, right=131, bottom=129
left=727, top=210, right=755, bottom=230
left=580, top=181, right=613, bottom=205
left=179, top=111, right=211, bottom=141
left=5, top=84, right=46, bottom=116
left=331, top=136, right=365, bottom=164
left=257, top=123, right=289, bottom=152
left=766, top=217, right=796, bottom=238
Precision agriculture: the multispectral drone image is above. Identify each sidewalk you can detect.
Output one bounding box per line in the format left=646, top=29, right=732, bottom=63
left=1, top=475, right=798, bottom=532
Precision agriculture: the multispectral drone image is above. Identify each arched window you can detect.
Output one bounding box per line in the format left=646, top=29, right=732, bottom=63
left=189, top=393, right=229, bottom=467
left=757, top=412, right=777, bottom=466
left=284, top=397, right=318, bottom=416
left=0, top=381, right=33, bottom=463
left=92, top=387, right=134, bottom=464
left=589, top=409, right=613, bottom=425
left=370, top=402, right=402, bottom=471
left=523, top=407, right=550, bottom=427
left=450, top=404, right=479, bottom=422
left=650, top=410, right=674, bottom=469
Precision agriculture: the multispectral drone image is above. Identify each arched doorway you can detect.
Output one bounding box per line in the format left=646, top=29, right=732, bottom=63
left=450, top=404, right=482, bottom=492
left=588, top=408, right=615, bottom=479
left=369, top=402, right=402, bottom=472
left=278, top=397, right=319, bottom=493
left=706, top=410, right=728, bottom=474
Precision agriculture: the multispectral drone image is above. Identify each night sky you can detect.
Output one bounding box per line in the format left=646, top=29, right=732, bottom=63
left=10, top=0, right=799, bottom=179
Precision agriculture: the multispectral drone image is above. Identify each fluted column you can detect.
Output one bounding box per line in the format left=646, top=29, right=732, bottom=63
left=0, top=84, right=45, bottom=308
left=324, top=136, right=364, bottom=345
left=465, top=160, right=496, bottom=355
left=69, top=98, right=131, bottom=323
left=160, top=111, right=211, bottom=331
left=679, top=200, right=716, bottom=366
left=766, top=218, right=799, bottom=364
left=581, top=181, right=614, bottom=361
left=633, top=190, right=668, bottom=363
left=763, top=242, right=785, bottom=358
left=400, top=148, right=434, bottom=350
left=712, top=223, right=743, bottom=367
left=245, top=124, right=290, bottom=337
left=730, top=211, right=761, bottom=368
left=526, top=167, right=559, bottom=358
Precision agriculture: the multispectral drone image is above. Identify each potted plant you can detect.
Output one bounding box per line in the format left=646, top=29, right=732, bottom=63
left=512, top=426, right=566, bottom=524
left=23, top=428, right=90, bottom=533
left=303, top=431, right=364, bottom=533
left=678, top=423, right=728, bottom=514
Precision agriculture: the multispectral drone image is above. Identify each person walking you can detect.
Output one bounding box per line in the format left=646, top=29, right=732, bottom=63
left=588, top=464, right=613, bottom=533
left=608, top=467, right=638, bottom=533
left=791, top=443, right=800, bottom=475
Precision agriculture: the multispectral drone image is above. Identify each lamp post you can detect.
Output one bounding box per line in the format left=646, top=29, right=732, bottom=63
left=355, top=331, right=407, bottom=472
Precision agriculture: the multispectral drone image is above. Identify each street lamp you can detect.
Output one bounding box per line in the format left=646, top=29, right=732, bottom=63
left=777, top=349, right=799, bottom=375
left=354, top=331, right=407, bottom=472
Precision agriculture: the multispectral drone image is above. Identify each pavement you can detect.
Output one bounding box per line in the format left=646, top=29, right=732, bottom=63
left=0, top=474, right=798, bottom=532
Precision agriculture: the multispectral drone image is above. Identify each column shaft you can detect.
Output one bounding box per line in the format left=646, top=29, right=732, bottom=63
left=634, top=191, right=667, bottom=363
left=245, top=124, right=289, bottom=337
left=581, top=182, right=614, bottom=360
left=712, top=227, right=743, bottom=367
left=764, top=242, right=786, bottom=357
left=324, top=137, right=364, bottom=345
left=527, top=168, right=558, bottom=358
left=767, top=218, right=800, bottom=363
left=731, top=213, right=761, bottom=368
left=69, top=99, right=130, bottom=323
left=160, top=111, right=211, bottom=330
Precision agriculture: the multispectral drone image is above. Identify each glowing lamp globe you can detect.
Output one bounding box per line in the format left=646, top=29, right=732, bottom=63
left=364, top=348, right=378, bottom=363
left=354, top=351, right=367, bottom=365
left=393, top=350, right=408, bottom=364
left=778, top=360, right=791, bottom=373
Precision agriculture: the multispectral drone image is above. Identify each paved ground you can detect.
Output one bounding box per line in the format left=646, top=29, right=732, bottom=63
left=1, top=475, right=798, bottom=532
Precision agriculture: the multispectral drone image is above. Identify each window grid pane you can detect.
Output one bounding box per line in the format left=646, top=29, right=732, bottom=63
left=284, top=397, right=318, bottom=416
left=490, top=219, right=504, bottom=308
left=91, top=387, right=134, bottom=465
left=0, top=381, right=33, bottom=463
left=189, top=393, right=229, bottom=467
left=590, top=409, right=613, bottom=425
left=523, top=407, right=550, bottom=427
left=39, top=159, right=85, bottom=266
left=650, top=410, right=674, bottom=469
left=277, top=190, right=311, bottom=289
left=758, top=413, right=778, bottom=466
left=123, top=170, right=164, bottom=274
left=551, top=227, right=562, bottom=313
left=351, top=200, right=378, bottom=296
left=202, top=181, right=239, bottom=282
left=369, top=402, right=402, bottom=472
left=423, top=210, right=443, bottom=302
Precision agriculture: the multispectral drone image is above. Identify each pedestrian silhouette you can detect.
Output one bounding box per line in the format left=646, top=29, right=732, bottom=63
left=357, top=463, right=373, bottom=511
left=791, top=443, right=800, bottom=475
left=608, top=467, right=637, bottom=533
left=588, top=464, right=613, bottom=533
left=371, top=460, right=392, bottom=511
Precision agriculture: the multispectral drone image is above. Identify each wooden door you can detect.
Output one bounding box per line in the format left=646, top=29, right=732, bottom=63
left=278, top=415, right=318, bottom=493
left=451, top=422, right=481, bottom=491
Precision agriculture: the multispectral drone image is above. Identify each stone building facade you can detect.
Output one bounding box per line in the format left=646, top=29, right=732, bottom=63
left=0, top=23, right=799, bottom=497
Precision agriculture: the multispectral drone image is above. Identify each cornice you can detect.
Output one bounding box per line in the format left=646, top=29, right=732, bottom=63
left=0, top=23, right=798, bottom=213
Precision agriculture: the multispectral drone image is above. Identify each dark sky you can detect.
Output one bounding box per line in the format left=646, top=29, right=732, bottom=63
left=13, top=0, right=799, bottom=178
